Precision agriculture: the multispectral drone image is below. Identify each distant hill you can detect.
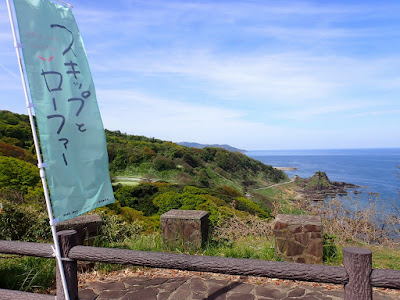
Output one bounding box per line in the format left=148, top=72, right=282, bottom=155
left=178, top=142, right=246, bottom=153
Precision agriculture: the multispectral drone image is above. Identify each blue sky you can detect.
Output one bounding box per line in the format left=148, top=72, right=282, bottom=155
left=1, top=0, right=399, bottom=150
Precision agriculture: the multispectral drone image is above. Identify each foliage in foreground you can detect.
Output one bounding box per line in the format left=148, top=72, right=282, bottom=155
left=0, top=200, right=51, bottom=241
left=95, top=212, right=279, bottom=261
left=0, top=256, right=55, bottom=293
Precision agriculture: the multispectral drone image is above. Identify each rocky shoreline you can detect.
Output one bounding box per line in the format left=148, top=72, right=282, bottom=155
left=294, top=171, right=359, bottom=201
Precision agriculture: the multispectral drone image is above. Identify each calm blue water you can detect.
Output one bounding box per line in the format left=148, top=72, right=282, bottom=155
left=247, top=148, right=400, bottom=209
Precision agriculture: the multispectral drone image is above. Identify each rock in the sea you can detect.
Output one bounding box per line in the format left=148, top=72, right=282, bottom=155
left=297, top=171, right=359, bottom=200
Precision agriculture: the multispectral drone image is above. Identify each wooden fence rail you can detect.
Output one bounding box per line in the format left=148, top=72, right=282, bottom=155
left=1, top=230, right=400, bottom=300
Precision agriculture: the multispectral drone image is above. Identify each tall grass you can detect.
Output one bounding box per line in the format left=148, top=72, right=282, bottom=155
left=0, top=256, right=55, bottom=293
left=295, top=196, right=400, bottom=247
left=94, top=209, right=280, bottom=263
left=255, top=183, right=400, bottom=247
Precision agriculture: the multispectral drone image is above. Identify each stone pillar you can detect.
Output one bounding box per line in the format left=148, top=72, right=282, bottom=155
left=273, top=214, right=323, bottom=264
left=161, top=210, right=208, bottom=250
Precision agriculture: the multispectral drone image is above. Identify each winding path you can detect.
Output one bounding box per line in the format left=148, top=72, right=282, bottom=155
left=252, top=179, right=294, bottom=191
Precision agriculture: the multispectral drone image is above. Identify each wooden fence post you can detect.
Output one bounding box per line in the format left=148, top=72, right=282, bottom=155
left=56, top=230, right=78, bottom=300
left=343, top=247, right=372, bottom=300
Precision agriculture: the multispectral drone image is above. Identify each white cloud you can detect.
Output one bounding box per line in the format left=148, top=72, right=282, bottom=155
left=90, top=48, right=400, bottom=108
left=98, top=88, right=243, bottom=126
left=246, top=26, right=398, bottom=41
left=95, top=88, right=398, bottom=150
left=70, top=0, right=400, bottom=113
left=97, top=88, right=279, bottom=147
left=1, top=0, right=399, bottom=149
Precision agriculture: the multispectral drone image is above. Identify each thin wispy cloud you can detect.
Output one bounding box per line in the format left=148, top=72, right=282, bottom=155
left=0, top=64, right=19, bottom=80
left=353, top=109, right=400, bottom=118
left=96, top=89, right=271, bottom=146
left=90, top=49, right=400, bottom=108
left=282, top=103, right=369, bottom=121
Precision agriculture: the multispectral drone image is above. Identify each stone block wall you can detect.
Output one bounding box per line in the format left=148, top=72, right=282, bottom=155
left=273, top=214, right=323, bottom=264
left=161, top=210, right=208, bottom=250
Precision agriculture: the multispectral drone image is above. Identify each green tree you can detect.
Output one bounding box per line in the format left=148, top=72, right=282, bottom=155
left=0, top=156, right=40, bottom=193
left=182, top=153, right=198, bottom=168
left=152, top=155, right=175, bottom=171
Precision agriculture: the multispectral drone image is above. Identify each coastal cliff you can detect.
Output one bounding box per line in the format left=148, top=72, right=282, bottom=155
left=295, top=171, right=359, bottom=201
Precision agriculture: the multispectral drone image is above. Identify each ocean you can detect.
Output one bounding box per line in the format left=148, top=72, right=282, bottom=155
left=246, top=148, right=400, bottom=210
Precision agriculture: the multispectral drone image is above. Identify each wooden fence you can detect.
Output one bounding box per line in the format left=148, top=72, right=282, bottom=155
left=0, top=230, right=399, bottom=300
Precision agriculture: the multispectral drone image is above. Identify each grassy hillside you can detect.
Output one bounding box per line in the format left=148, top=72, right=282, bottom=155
left=0, top=110, right=287, bottom=193
left=0, top=110, right=286, bottom=239
left=106, top=129, right=287, bottom=191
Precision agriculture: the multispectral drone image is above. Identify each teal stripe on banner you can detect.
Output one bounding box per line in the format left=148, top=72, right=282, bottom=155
left=12, top=0, right=114, bottom=222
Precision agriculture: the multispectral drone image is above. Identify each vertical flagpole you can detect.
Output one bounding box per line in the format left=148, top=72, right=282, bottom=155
left=6, top=1, right=71, bottom=299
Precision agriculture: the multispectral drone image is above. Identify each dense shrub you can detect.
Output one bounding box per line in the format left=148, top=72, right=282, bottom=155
left=0, top=111, right=33, bottom=149
left=0, top=142, right=36, bottom=164
left=152, top=155, right=175, bottom=171
left=182, top=153, right=199, bottom=168
left=214, top=185, right=242, bottom=200
left=114, top=184, right=158, bottom=216
left=0, top=156, right=40, bottom=193
left=0, top=202, right=32, bottom=240
left=235, top=197, right=270, bottom=218
left=120, top=207, right=159, bottom=231
left=182, top=185, right=207, bottom=195
left=24, top=213, right=51, bottom=242
left=196, top=199, right=234, bottom=225
left=152, top=191, right=182, bottom=213
left=0, top=201, right=50, bottom=241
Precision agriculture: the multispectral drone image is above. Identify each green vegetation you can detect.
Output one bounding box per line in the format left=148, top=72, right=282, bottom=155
left=0, top=111, right=35, bottom=153
left=1, top=110, right=400, bottom=293
left=0, top=110, right=284, bottom=292
left=106, top=129, right=287, bottom=191
left=0, top=256, right=55, bottom=293
left=303, top=171, right=332, bottom=191
left=0, top=200, right=50, bottom=241
left=0, top=156, right=40, bottom=193
left=322, top=234, right=341, bottom=265
left=108, top=182, right=272, bottom=231
left=370, top=246, right=400, bottom=270
left=254, top=181, right=305, bottom=215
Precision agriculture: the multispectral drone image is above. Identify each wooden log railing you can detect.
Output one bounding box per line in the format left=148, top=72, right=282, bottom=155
left=0, top=230, right=400, bottom=300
